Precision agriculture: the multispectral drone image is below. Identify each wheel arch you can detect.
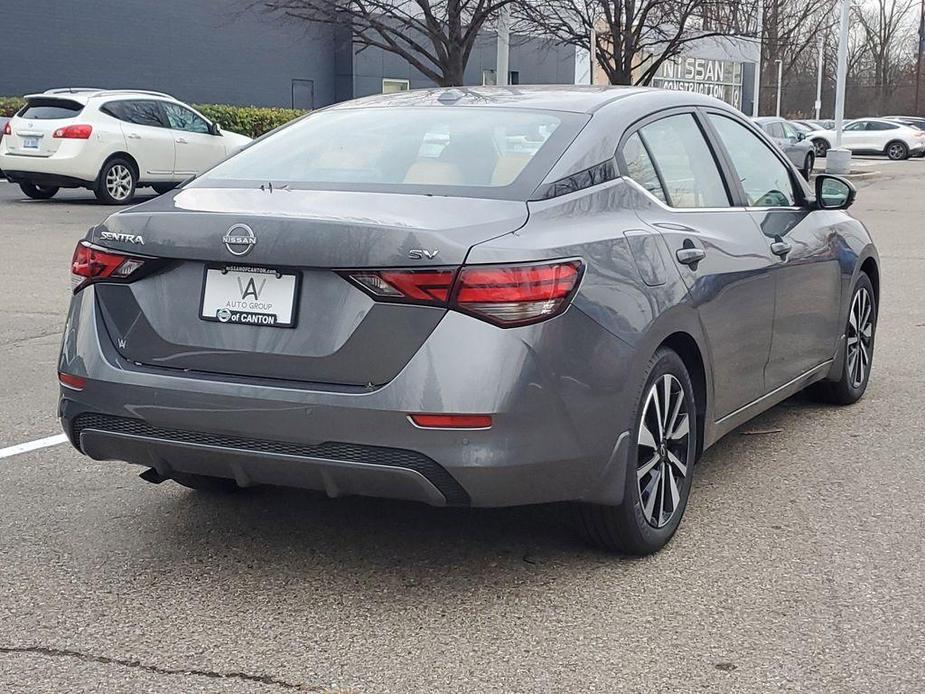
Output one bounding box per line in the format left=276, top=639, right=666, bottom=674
left=659, top=332, right=707, bottom=460
left=860, top=255, right=880, bottom=305
left=97, top=151, right=139, bottom=184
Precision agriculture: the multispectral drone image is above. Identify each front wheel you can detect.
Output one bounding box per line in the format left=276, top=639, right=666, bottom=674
left=576, top=347, right=697, bottom=555
left=19, top=182, right=59, bottom=200
left=886, top=141, right=909, bottom=161
left=810, top=273, right=876, bottom=405
left=813, top=139, right=829, bottom=158
left=802, top=152, right=815, bottom=180
left=95, top=158, right=136, bottom=204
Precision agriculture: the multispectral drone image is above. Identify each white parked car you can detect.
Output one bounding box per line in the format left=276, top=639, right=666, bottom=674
left=809, top=117, right=925, bottom=160
left=0, top=88, right=251, bottom=203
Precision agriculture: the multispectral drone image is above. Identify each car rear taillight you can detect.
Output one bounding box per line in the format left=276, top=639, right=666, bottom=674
left=2, top=122, right=10, bottom=136
left=70, top=241, right=146, bottom=292
left=454, top=260, right=583, bottom=326
left=58, top=372, right=86, bottom=390
left=344, top=269, right=456, bottom=304
left=53, top=124, right=92, bottom=139
left=341, top=259, right=583, bottom=327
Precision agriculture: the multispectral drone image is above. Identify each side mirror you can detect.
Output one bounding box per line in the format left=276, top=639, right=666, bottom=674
left=796, top=132, right=806, bottom=141
left=814, top=174, right=856, bottom=210
left=209, top=122, right=222, bottom=136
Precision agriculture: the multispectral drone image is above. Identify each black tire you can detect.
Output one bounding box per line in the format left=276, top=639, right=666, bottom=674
left=19, top=182, right=59, bottom=200
left=94, top=157, right=137, bottom=204
left=810, top=273, right=877, bottom=405
left=885, top=140, right=909, bottom=161
left=813, top=139, right=830, bottom=158
left=170, top=472, right=239, bottom=494
left=802, top=153, right=815, bottom=180
left=576, top=347, right=698, bottom=555
left=151, top=183, right=175, bottom=195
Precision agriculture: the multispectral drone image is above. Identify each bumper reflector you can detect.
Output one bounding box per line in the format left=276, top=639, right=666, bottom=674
left=409, top=414, right=492, bottom=429
left=58, top=372, right=86, bottom=390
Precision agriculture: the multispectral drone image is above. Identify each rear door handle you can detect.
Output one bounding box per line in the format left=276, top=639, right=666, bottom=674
left=175, top=137, right=188, bottom=144
left=676, top=246, right=706, bottom=267
left=126, top=133, right=141, bottom=140
left=770, top=239, right=792, bottom=258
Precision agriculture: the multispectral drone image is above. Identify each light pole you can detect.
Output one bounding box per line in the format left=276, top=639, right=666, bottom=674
left=775, top=59, right=783, bottom=117
left=752, top=0, right=764, bottom=117
left=495, top=5, right=510, bottom=86
left=827, top=0, right=851, bottom=174
left=815, top=35, right=824, bottom=120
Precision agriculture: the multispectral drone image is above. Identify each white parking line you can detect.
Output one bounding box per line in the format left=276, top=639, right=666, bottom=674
left=0, top=434, right=68, bottom=460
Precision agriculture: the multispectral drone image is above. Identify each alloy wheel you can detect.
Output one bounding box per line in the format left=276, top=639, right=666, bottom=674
left=887, top=143, right=906, bottom=160
left=846, top=287, right=874, bottom=389
left=106, top=164, right=133, bottom=201
left=636, top=374, right=690, bottom=528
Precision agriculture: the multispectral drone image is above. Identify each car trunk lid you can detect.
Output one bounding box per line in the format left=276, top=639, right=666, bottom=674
left=90, top=186, right=527, bottom=386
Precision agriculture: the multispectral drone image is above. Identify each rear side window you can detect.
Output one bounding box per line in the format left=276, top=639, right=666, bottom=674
left=708, top=114, right=798, bottom=207
left=18, top=98, right=83, bottom=120
left=621, top=133, right=667, bottom=203
left=101, top=100, right=165, bottom=127
left=624, top=113, right=730, bottom=208
left=767, top=122, right=785, bottom=138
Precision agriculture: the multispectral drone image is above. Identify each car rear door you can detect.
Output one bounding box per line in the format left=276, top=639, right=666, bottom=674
left=704, top=111, right=843, bottom=390
left=102, top=100, right=175, bottom=179
left=161, top=102, right=224, bottom=177
left=619, top=109, right=776, bottom=419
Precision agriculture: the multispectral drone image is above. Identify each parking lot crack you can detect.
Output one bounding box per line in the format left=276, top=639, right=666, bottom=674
left=0, top=645, right=328, bottom=691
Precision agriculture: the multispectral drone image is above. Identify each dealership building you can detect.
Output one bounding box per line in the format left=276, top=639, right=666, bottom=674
left=3, top=1, right=757, bottom=113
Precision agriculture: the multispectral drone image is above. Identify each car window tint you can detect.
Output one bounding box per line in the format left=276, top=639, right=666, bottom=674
left=18, top=99, right=83, bottom=120
left=708, top=114, right=798, bottom=208
left=162, top=103, right=210, bottom=133
left=103, top=100, right=164, bottom=127
left=636, top=114, right=729, bottom=208
left=620, top=132, right=668, bottom=203
left=844, top=121, right=865, bottom=131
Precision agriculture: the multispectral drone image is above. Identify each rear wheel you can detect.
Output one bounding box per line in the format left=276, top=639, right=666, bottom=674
left=810, top=273, right=876, bottom=405
left=19, top=182, right=59, bottom=200
left=95, top=157, right=136, bottom=204
left=886, top=141, right=909, bottom=161
left=576, top=347, right=697, bottom=555
left=171, top=472, right=239, bottom=494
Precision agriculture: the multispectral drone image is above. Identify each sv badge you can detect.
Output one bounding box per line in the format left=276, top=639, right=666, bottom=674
left=408, top=249, right=439, bottom=260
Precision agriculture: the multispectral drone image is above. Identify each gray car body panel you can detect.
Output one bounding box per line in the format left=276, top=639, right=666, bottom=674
left=59, top=86, right=879, bottom=507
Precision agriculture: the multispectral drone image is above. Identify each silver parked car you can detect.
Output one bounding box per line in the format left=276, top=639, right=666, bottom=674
left=753, top=116, right=815, bottom=178
left=59, top=87, right=879, bottom=555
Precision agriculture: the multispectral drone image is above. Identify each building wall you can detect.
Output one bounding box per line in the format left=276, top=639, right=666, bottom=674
left=0, top=0, right=338, bottom=108
left=351, top=33, right=577, bottom=98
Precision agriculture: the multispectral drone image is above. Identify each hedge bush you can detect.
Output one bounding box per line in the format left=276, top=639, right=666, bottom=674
left=0, top=97, right=25, bottom=118
left=0, top=96, right=304, bottom=137
left=192, top=104, right=305, bottom=138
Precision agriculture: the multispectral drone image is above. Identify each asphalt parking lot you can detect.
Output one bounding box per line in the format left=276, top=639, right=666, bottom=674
left=0, top=166, right=923, bottom=694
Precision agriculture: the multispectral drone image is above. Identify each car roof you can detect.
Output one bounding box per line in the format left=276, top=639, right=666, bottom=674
left=753, top=116, right=785, bottom=123
left=325, top=85, right=726, bottom=115
left=24, top=88, right=178, bottom=104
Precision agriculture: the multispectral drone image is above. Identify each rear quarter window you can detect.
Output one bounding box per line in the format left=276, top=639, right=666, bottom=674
left=18, top=99, right=84, bottom=120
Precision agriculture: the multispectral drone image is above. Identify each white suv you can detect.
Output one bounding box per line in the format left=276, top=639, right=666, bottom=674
left=810, top=117, right=925, bottom=160
left=0, top=88, right=251, bottom=203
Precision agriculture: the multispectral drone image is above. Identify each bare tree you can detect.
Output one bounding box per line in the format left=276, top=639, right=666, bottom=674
left=256, top=0, right=513, bottom=86
left=514, top=0, right=752, bottom=86
left=853, top=0, right=917, bottom=110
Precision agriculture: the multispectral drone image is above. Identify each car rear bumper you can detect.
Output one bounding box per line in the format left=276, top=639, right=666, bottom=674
left=0, top=145, right=101, bottom=184
left=59, top=286, right=636, bottom=507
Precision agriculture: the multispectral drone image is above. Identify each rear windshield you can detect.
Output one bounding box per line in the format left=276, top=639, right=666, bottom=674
left=18, top=98, right=84, bottom=120
left=194, top=107, right=587, bottom=200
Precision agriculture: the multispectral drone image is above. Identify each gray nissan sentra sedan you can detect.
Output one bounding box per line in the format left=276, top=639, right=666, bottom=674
left=58, top=86, right=879, bottom=555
